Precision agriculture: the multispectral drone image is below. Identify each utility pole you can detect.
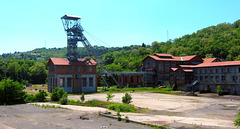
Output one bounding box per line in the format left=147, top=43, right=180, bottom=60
left=2, top=61, right=7, bottom=103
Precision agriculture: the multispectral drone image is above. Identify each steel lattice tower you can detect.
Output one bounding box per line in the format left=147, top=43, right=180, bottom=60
left=61, top=15, right=84, bottom=61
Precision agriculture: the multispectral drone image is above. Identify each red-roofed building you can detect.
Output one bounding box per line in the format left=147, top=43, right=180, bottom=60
left=191, top=60, right=240, bottom=95
left=139, top=53, right=203, bottom=86
left=47, top=58, right=97, bottom=93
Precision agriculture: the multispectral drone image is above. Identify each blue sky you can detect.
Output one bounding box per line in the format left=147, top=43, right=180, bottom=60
left=0, top=0, right=240, bottom=54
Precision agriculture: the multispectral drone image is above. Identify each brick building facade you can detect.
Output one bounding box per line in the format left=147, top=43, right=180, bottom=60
left=47, top=58, right=97, bottom=93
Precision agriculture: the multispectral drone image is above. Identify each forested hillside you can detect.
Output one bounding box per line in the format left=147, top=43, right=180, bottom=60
left=1, top=19, right=240, bottom=84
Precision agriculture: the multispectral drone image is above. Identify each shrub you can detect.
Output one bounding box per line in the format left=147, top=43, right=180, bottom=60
left=122, top=93, right=132, bottom=104
left=117, top=111, right=122, bottom=121
left=106, top=92, right=115, bottom=101
left=80, top=93, right=85, bottom=102
left=59, top=96, right=68, bottom=105
left=217, top=85, right=223, bottom=96
left=50, top=88, right=68, bottom=101
left=25, top=94, right=36, bottom=102
left=50, top=88, right=59, bottom=101
left=57, top=88, right=66, bottom=99
left=0, top=79, right=26, bottom=105
left=35, top=90, right=48, bottom=102
left=108, top=103, right=136, bottom=112
left=234, top=111, right=240, bottom=126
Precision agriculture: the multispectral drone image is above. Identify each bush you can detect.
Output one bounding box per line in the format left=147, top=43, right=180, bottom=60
left=0, top=79, right=26, bottom=105
left=80, top=93, right=85, bottom=102
left=106, top=92, right=115, bottom=101
left=25, top=94, right=36, bottom=102
left=59, top=96, right=68, bottom=105
left=35, top=90, right=48, bottom=102
left=50, top=88, right=59, bottom=101
left=117, top=111, right=122, bottom=121
left=50, top=88, right=67, bottom=101
left=234, top=111, right=240, bottom=126
left=217, top=85, right=223, bottom=96
left=122, top=93, right=132, bottom=104
left=108, top=103, right=136, bottom=112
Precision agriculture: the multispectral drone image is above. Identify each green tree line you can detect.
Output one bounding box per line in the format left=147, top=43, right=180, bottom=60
left=0, top=60, right=47, bottom=84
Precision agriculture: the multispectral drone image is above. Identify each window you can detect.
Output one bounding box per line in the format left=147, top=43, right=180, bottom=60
left=82, top=78, right=87, bottom=87
left=124, top=77, right=127, bottom=83
left=215, top=69, right=218, bottom=73
left=67, top=66, right=72, bottom=72
left=205, top=76, right=208, bottom=82
left=222, top=76, right=225, bottom=81
left=89, top=77, right=93, bottom=87
left=210, top=69, right=213, bottom=73
left=83, top=66, right=87, bottom=72
left=233, top=76, right=237, bottom=82
left=60, top=78, right=65, bottom=87
left=131, top=76, right=134, bottom=83
left=89, top=66, right=93, bottom=72
left=195, top=69, right=198, bottom=73
left=200, top=76, right=203, bottom=81
left=59, top=66, right=64, bottom=68
left=195, top=76, right=198, bottom=80
left=171, top=62, right=176, bottom=68
left=227, top=68, right=230, bottom=73
left=221, top=68, right=224, bottom=73
left=49, top=63, right=55, bottom=72
left=67, top=78, right=72, bottom=87
left=165, top=62, right=170, bottom=72
left=137, top=76, right=141, bottom=83
left=239, top=67, right=240, bottom=73
left=205, top=69, right=207, bottom=74
left=75, top=66, right=80, bottom=72
left=216, top=76, right=219, bottom=82
left=181, top=76, right=184, bottom=81
left=210, top=76, right=213, bottom=81
left=159, top=61, right=163, bottom=72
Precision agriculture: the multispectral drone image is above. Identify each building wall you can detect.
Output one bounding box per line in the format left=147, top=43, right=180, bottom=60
left=118, top=74, right=143, bottom=87
left=194, top=66, right=240, bottom=95
left=48, top=61, right=97, bottom=93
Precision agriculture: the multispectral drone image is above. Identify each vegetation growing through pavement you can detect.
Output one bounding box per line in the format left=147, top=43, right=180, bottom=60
left=217, top=85, right=223, bottom=96
left=106, top=92, right=115, bottom=101
left=80, top=93, right=85, bottom=102
left=97, top=86, right=184, bottom=95
left=122, top=93, right=132, bottom=104
left=108, top=103, right=136, bottom=112
left=234, top=110, right=240, bottom=126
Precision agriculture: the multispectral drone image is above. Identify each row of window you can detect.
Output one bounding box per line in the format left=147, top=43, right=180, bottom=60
left=123, top=76, right=142, bottom=83
left=195, top=76, right=240, bottom=82
left=195, top=67, right=232, bottom=74
left=66, top=66, right=93, bottom=72
left=60, top=77, right=94, bottom=87
left=158, top=62, right=176, bottom=72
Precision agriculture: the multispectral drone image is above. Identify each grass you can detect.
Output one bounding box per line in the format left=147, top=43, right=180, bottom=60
left=67, top=99, right=148, bottom=113
left=24, top=84, right=49, bottom=96
left=234, top=110, right=240, bottom=126
left=97, top=86, right=184, bottom=95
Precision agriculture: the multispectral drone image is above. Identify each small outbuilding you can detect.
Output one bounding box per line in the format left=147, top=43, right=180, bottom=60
left=47, top=58, right=97, bottom=93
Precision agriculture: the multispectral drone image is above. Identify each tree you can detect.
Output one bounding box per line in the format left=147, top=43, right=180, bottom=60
left=103, top=53, right=114, bottom=65
left=122, top=93, right=132, bottom=104
left=29, top=62, right=47, bottom=84
left=0, top=79, right=26, bottom=105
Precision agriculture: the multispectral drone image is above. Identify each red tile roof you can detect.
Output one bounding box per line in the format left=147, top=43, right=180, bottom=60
left=171, top=68, right=193, bottom=72
left=145, top=54, right=199, bottom=62
left=47, top=58, right=97, bottom=66
left=192, top=60, right=240, bottom=68
left=203, top=58, right=220, bottom=63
